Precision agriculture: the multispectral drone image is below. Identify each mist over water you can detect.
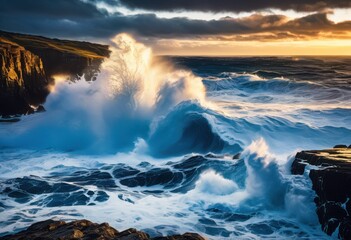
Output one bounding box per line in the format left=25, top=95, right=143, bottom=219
left=0, top=34, right=208, bottom=155
left=0, top=35, right=350, bottom=239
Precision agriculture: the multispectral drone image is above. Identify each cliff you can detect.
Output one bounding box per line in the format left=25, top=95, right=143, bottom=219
left=0, top=38, right=48, bottom=115
left=0, top=219, right=205, bottom=240
left=0, top=30, right=110, bottom=116
left=291, top=145, right=351, bottom=239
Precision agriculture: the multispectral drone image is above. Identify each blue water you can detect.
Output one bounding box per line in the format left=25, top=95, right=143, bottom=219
left=0, top=36, right=350, bottom=239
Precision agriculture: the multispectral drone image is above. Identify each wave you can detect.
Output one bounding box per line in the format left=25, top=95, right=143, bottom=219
left=146, top=101, right=241, bottom=157
left=204, top=72, right=351, bottom=103
left=0, top=139, right=328, bottom=239
left=0, top=34, right=208, bottom=155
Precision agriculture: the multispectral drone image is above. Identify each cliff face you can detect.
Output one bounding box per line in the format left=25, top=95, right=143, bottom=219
left=0, top=39, right=48, bottom=115
left=0, top=30, right=110, bottom=116
left=291, top=146, right=351, bottom=239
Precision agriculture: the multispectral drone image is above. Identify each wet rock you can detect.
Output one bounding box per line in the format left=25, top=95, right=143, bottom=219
left=152, top=233, right=205, bottom=240
left=334, top=145, right=348, bottom=148
left=116, top=228, right=149, bottom=240
left=339, top=217, right=351, bottom=240
left=232, top=153, right=241, bottom=160
left=291, top=146, right=351, bottom=239
left=0, top=219, right=205, bottom=240
left=36, top=105, right=45, bottom=112
left=316, top=202, right=347, bottom=235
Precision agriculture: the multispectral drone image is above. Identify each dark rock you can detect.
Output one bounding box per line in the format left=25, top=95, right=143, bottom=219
left=347, top=199, right=351, bottom=215
left=291, top=147, right=351, bottom=239
left=334, top=145, right=348, bottom=149
left=232, top=153, right=241, bottom=160
left=291, top=154, right=306, bottom=175
left=152, top=233, right=205, bottom=240
left=116, top=228, right=149, bottom=240
left=316, top=202, right=347, bottom=235
left=339, top=217, right=351, bottom=240
left=0, top=39, right=48, bottom=116
left=0, top=30, right=109, bottom=116
left=324, top=218, right=340, bottom=236
left=0, top=219, right=118, bottom=240
left=36, top=105, right=45, bottom=112
left=0, top=219, right=205, bottom=240
left=204, top=153, right=223, bottom=159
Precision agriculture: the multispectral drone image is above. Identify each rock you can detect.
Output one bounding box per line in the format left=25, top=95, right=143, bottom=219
left=0, top=38, right=48, bottom=115
left=0, top=30, right=110, bottom=116
left=339, top=217, right=351, bottom=240
left=334, top=144, right=348, bottom=148
left=36, top=105, right=46, bottom=113
left=115, top=228, right=149, bottom=240
left=291, top=146, right=351, bottom=239
left=0, top=219, right=206, bottom=240
left=152, top=233, right=205, bottom=240
left=232, top=153, right=241, bottom=160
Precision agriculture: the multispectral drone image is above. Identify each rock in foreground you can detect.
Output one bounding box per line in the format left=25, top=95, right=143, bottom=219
left=0, top=219, right=205, bottom=240
left=291, top=145, right=351, bottom=239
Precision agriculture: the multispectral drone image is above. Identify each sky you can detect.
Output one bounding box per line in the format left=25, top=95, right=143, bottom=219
left=0, top=0, right=350, bottom=55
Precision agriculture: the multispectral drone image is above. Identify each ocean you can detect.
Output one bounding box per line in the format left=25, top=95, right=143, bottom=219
left=0, top=34, right=350, bottom=239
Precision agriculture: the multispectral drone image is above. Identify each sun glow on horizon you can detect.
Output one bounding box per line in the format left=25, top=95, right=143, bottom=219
left=150, top=38, right=351, bottom=56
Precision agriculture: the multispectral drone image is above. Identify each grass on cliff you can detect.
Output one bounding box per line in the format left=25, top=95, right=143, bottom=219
left=0, top=30, right=110, bottom=59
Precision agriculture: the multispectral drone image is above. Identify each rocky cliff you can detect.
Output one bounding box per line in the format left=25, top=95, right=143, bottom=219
left=0, top=38, right=48, bottom=115
left=0, top=219, right=205, bottom=240
left=291, top=145, right=351, bottom=239
left=0, top=30, right=110, bottom=116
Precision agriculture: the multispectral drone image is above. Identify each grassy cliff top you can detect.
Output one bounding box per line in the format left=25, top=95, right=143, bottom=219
left=0, top=30, right=110, bottom=59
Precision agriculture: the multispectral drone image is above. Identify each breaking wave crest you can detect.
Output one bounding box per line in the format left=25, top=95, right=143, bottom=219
left=0, top=34, right=211, bottom=155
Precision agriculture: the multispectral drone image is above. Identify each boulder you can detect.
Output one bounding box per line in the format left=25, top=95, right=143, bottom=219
left=0, top=219, right=206, bottom=240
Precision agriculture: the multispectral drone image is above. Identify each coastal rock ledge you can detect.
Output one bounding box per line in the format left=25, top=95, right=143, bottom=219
left=291, top=145, right=351, bottom=239
left=0, top=219, right=205, bottom=240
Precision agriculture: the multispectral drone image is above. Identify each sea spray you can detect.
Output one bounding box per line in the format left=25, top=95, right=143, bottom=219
left=0, top=34, right=209, bottom=154
left=100, top=33, right=206, bottom=113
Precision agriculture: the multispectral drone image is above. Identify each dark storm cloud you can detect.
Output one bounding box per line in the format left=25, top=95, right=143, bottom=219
left=119, top=0, right=351, bottom=12
left=0, top=0, right=350, bottom=41
left=0, top=0, right=106, bottom=19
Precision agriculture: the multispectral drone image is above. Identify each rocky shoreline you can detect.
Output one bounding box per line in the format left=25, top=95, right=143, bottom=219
left=291, top=145, right=351, bottom=239
left=0, top=219, right=205, bottom=240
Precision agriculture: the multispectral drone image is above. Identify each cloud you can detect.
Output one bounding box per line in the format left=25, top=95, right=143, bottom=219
left=119, top=0, right=351, bottom=12
left=0, top=0, right=350, bottom=42
left=1, top=0, right=105, bottom=19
